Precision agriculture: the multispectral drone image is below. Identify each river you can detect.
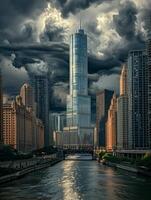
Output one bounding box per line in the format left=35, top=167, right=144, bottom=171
left=0, top=160, right=151, bottom=200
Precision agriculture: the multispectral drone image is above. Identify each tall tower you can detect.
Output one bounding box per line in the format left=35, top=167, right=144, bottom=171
left=106, top=93, right=117, bottom=151
left=32, top=75, right=50, bottom=147
left=20, top=83, right=34, bottom=110
left=117, top=64, right=128, bottom=149
left=0, top=68, right=3, bottom=144
left=64, top=28, right=93, bottom=147
left=96, top=90, right=114, bottom=147
left=146, top=14, right=151, bottom=148
left=127, top=50, right=148, bottom=149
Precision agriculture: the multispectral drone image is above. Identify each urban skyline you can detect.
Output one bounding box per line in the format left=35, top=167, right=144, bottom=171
left=0, top=1, right=151, bottom=200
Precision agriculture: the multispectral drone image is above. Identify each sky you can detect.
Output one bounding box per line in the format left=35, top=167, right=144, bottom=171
left=0, top=0, right=150, bottom=114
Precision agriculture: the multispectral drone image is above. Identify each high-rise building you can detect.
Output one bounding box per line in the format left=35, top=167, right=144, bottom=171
left=20, top=83, right=35, bottom=110
left=3, top=95, right=44, bottom=152
left=64, top=28, right=93, bottom=147
left=117, top=64, right=128, bottom=149
left=96, top=90, right=114, bottom=147
left=32, top=75, right=50, bottom=147
left=50, top=112, right=66, bottom=146
left=50, top=112, right=66, bottom=132
left=146, top=14, right=151, bottom=148
left=0, top=68, right=3, bottom=144
left=127, top=50, right=148, bottom=149
left=106, top=93, right=117, bottom=152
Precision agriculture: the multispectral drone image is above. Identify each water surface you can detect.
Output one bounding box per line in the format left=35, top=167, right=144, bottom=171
left=0, top=160, right=151, bottom=200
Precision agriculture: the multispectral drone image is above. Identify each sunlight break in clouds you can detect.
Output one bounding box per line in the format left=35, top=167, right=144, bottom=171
left=36, top=3, right=73, bottom=43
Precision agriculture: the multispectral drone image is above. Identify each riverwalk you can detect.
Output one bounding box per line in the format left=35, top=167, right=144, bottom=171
left=0, top=154, right=63, bottom=185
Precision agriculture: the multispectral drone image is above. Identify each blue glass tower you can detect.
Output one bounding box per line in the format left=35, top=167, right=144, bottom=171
left=65, top=28, right=93, bottom=146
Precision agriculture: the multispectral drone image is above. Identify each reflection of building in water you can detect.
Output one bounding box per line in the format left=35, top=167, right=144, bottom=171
left=63, top=28, right=93, bottom=148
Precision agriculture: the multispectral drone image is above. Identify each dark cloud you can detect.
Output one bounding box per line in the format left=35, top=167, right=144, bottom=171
left=52, top=0, right=112, bottom=18
left=0, top=0, right=46, bottom=29
left=0, top=0, right=150, bottom=114
left=140, top=9, right=151, bottom=39
left=0, top=0, right=48, bottom=44
left=40, top=20, right=66, bottom=42
left=0, top=42, right=121, bottom=112
left=113, top=1, right=137, bottom=40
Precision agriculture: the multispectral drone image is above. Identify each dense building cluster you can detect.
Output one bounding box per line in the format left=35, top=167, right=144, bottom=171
left=1, top=16, right=151, bottom=155
left=96, top=34, right=151, bottom=153
left=2, top=83, right=44, bottom=152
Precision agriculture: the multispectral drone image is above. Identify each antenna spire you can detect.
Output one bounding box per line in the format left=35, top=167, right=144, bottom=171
left=80, top=12, right=82, bottom=29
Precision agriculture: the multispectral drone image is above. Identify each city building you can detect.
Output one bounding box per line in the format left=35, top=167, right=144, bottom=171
left=0, top=68, right=3, bottom=144
left=127, top=50, right=148, bottom=149
left=117, top=64, right=128, bottom=149
left=3, top=96, right=44, bottom=152
left=3, top=96, right=32, bottom=152
left=53, top=131, right=63, bottom=147
left=146, top=14, right=151, bottom=149
left=49, top=112, right=66, bottom=146
left=63, top=28, right=93, bottom=147
left=36, top=118, right=44, bottom=149
left=106, top=93, right=117, bottom=152
left=32, top=75, right=50, bottom=146
left=96, top=90, right=114, bottom=148
left=49, top=112, right=66, bottom=132
left=20, top=83, right=35, bottom=111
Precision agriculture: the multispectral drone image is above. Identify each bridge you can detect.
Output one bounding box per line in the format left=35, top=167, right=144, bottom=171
left=61, top=147, right=96, bottom=160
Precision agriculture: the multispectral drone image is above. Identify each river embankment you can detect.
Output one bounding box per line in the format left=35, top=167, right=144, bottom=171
left=0, top=155, right=63, bottom=185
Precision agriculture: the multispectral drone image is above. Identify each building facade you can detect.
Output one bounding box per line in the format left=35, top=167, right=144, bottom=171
left=0, top=68, right=3, bottom=144
left=96, top=90, right=114, bottom=147
left=32, top=75, right=50, bottom=146
left=20, top=83, right=35, bottom=112
left=3, top=85, right=44, bottom=152
left=36, top=118, right=44, bottom=149
left=106, top=94, right=117, bottom=152
left=3, top=96, right=32, bottom=152
left=50, top=112, right=66, bottom=132
left=64, top=28, right=93, bottom=147
left=127, top=50, right=148, bottom=149
left=117, top=65, right=128, bottom=149
left=146, top=14, right=151, bottom=149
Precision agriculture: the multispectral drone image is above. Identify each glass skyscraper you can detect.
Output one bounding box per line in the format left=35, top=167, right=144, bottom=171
left=64, top=28, right=93, bottom=146
left=32, top=75, right=50, bottom=147
left=127, top=50, right=148, bottom=149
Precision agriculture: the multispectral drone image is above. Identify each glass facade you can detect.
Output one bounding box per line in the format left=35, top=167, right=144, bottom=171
left=66, top=29, right=92, bottom=145
left=128, top=50, right=148, bottom=149
left=32, top=75, right=50, bottom=147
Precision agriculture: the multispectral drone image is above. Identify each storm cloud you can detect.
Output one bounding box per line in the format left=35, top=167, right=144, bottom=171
left=52, top=0, right=113, bottom=18
left=0, top=0, right=150, bottom=114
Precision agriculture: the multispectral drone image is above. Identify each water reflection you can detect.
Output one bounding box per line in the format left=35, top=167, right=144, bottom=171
left=61, top=160, right=82, bottom=200
left=0, top=161, right=151, bottom=200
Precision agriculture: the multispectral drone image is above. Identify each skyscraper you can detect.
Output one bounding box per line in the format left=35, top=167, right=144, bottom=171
left=96, top=90, right=114, bottom=147
left=20, top=83, right=34, bottom=110
left=64, top=28, right=93, bottom=147
left=146, top=14, right=151, bottom=148
left=117, top=64, right=128, bottom=149
left=106, top=93, right=117, bottom=152
left=32, top=75, right=50, bottom=147
left=0, top=68, right=3, bottom=144
left=127, top=50, right=148, bottom=149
